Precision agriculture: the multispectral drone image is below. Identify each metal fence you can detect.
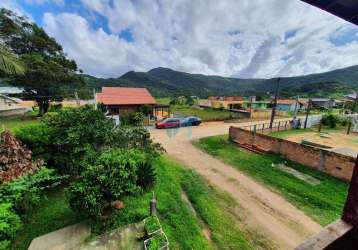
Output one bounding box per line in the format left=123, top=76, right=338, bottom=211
left=240, top=120, right=292, bottom=134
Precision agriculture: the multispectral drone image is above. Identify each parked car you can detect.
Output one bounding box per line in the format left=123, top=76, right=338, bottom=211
left=180, top=116, right=202, bottom=127
left=155, top=118, right=181, bottom=129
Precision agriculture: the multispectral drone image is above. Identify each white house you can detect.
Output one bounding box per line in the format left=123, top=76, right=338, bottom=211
left=0, top=94, right=26, bottom=116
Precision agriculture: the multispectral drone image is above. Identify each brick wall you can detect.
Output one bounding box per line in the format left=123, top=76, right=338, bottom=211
left=229, top=126, right=355, bottom=182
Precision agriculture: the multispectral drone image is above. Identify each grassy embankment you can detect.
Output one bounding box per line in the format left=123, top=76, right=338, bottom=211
left=1, top=113, right=39, bottom=132
left=195, top=135, right=349, bottom=226
left=13, top=157, right=273, bottom=250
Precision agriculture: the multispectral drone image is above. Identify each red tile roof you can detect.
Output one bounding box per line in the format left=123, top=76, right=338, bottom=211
left=277, top=99, right=297, bottom=105
left=96, top=87, right=156, bottom=105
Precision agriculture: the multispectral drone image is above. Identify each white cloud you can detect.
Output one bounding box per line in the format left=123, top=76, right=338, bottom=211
left=24, top=0, right=64, bottom=6
left=0, top=0, right=33, bottom=19
left=10, top=0, right=358, bottom=78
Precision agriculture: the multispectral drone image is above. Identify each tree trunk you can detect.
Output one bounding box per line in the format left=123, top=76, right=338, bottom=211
left=37, top=99, right=50, bottom=116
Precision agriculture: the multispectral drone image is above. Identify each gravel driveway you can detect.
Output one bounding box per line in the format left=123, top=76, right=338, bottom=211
left=151, top=119, right=321, bottom=250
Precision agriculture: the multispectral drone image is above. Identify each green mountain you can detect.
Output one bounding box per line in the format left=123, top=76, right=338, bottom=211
left=73, top=65, right=358, bottom=98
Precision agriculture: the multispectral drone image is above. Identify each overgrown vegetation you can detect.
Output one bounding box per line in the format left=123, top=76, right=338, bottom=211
left=91, top=157, right=271, bottom=249
left=321, top=113, right=348, bottom=128
left=195, top=135, right=349, bottom=225
left=68, top=149, right=151, bottom=218
left=11, top=187, right=85, bottom=250
left=0, top=113, right=39, bottom=132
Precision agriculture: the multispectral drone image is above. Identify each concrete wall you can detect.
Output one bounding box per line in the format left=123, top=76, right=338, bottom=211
left=250, top=109, right=287, bottom=119
left=0, top=108, right=26, bottom=117
left=229, top=126, right=355, bottom=181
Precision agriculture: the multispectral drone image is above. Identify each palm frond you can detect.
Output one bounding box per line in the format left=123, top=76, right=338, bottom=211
left=0, top=46, right=25, bottom=75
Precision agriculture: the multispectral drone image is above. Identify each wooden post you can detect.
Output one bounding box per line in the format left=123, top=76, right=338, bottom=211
left=304, top=99, right=312, bottom=129
left=318, top=121, right=322, bottom=133
left=347, top=120, right=352, bottom=135
left=150, top=192, right=157, bottom=215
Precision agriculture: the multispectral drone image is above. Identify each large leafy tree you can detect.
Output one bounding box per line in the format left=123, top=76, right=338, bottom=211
left=0, top=8, right=84, bottom=115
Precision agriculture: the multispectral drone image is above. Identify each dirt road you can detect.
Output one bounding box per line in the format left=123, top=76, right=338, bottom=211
left=150, top=119, right=321, bottom=250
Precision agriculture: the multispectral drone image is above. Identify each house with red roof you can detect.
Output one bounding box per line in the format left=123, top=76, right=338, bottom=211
left=96, top=87, right=157, bottom=115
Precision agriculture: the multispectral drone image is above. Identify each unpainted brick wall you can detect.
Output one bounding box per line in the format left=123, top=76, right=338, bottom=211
left=229, top=126, right=355, bottom=182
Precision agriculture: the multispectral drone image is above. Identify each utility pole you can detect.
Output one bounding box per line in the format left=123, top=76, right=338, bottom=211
left=269, top=77, right=280, bottom=129
left=93, top=88, right=97, bottom=110
left=294, top=95, right=299, bottom=117
left=304, top=99, right=312, bottom=129
left=353, top=92, right=358, bottom=113
left=74, top=92, right=80, bottom=107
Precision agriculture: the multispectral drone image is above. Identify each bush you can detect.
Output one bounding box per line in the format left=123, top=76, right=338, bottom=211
left=120, top=112, right=144, bottom=126
left=42, top=106, right=113, bottom=175
left=67, top=149, right=146, bottom=218
left=14, top=123, right=52, bottom=163
left=321, top=113, right=340, bottom=128
left=0, top=203, right=22, bottom=250
left=0, top=168, right=66, bottom=215
left=110, top=126, right=163, bottom=160
left=321, top=113, right=349, bottom=128
left=137, top=161, right=156, bottom=190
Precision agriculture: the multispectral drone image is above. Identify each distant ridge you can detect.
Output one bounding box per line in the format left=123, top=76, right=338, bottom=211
left=84, top=65, right=358, bottom=97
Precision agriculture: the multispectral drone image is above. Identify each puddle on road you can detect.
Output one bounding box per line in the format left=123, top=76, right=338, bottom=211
left=165, top=126, right=193, bottom=139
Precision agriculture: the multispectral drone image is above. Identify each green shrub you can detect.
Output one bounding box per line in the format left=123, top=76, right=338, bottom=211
left=67, top=149, right=146, bottom=218
left=110, top=126, right=163, bottom=160
left=0, top=203, right=22, bottom=250
left=14, top=123, right=52, bottom=163
left=0, top=168, right=65, bottom=215
left=120, top=112, right=144, bottom=126
left=321, top=113, right=340, bottom=128
left=137, top=161, right=156, bottom=190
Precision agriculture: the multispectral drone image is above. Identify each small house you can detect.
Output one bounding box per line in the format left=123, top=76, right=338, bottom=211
left=204, top=96, right=244, bottom=109
left=311, top=98, right=336, bottom=109
left=96, top=87, right=157, bottom=116
left=242, top=100, right=270, bottom=110
left=0, top=94, right=26, bottom=116
left=276, top=99, right=305, bottom=112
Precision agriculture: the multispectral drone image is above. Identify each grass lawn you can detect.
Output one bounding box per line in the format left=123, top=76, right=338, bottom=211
left=12, top=187, right=85, bottom=250
left=195, top=136, right=349, bottom=226
left=93, top=156, right=272, bottom=249
left=1, top=113, right=39, bottom=132
left=270, top=126, right=349, bottom=139
left=270, top=128, right=317, bottom=139
left=13, top=156, right=271, bottom=250
left=172, top=106, right=244, bottom=121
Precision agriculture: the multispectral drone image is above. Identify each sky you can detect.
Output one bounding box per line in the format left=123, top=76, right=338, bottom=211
left=1, top=0, right=358, bottom=79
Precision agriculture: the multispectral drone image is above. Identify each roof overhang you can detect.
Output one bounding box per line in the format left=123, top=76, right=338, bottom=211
left=301, top=0, right=358, bottom=25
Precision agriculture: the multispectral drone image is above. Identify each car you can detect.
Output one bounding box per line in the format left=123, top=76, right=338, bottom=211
left=155, top=118, right=181, bottom=129
left=180, top=116, right=202, bottom=127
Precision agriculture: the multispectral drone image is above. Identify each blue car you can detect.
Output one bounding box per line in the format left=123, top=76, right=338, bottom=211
left=180, top=116, right=202, bottom=127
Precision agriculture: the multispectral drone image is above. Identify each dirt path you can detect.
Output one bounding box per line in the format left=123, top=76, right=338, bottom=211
left=151, top=119, right=321, bottom=250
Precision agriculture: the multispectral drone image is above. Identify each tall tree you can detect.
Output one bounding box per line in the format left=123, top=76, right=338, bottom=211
left=0, top=8, right=84, bottom=115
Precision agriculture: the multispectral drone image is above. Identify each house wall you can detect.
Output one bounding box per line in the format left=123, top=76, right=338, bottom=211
left=277, top=104, right=294, bottom=112
left=0, top=96, right=18, bottom=110
left=229, top=126, right=355, bottom=181
left=107, top=104, right=154, bottom=115
left=0, top=108, right=26, bottom=117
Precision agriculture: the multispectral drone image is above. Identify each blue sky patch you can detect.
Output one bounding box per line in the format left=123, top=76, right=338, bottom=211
left=330, top=27, right=358, bottom=46
left=119, top=28, right=134, bottom=42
